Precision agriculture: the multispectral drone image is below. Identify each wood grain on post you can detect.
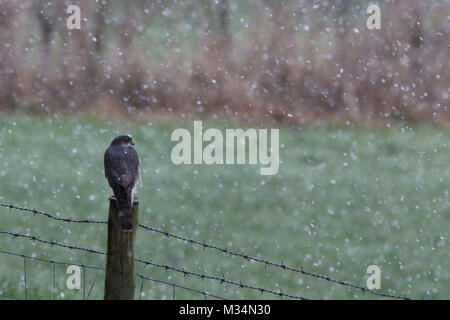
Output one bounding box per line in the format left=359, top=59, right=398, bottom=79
left=104, top=196, right=139, bottom=300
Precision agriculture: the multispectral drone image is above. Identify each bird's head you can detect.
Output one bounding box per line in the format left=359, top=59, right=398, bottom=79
left=111, top=135, right=135, bottom=147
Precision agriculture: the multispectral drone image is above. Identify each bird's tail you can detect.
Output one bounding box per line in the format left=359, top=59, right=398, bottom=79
left=114, top=187, right=134, bottom=231
left=118, top=208, right=133, bottom=231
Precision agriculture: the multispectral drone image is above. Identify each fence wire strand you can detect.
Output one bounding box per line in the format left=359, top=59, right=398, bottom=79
left=0, top=203, right=413, bottom=300
left=0, top=204, right=106, bottom=225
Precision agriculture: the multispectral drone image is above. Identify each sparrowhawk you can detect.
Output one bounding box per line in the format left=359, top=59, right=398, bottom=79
left=104, top=135, right=140, bottom=230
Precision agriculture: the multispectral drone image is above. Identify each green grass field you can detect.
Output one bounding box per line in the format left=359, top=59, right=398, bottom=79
left=0, top=115, right=448, bottom=299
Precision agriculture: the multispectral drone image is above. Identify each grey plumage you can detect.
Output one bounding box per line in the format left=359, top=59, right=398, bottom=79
left=104, top=135, right=140, bottom=230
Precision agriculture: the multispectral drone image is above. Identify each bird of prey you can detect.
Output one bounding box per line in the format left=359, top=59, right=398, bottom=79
left=104, top=135, right=140, bottom=231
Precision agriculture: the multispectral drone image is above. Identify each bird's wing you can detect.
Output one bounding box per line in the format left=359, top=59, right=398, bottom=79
left=126, top=146, right=140, bottom=185
left=104, top=146, right=136, bottom=188
left=104, top=146, right=140, bottom=188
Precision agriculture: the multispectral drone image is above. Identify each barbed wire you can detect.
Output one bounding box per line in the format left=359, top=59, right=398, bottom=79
left=0, top=203, right=413, bottom=300
left=0, top=230, right=307, bottom=300
left=0, top=249, right=226, bottom=300
left=0, top=229, right=106, bottom=253
left=134, top=257, right=307, bottom=300
left=136, top=225, right=413, bottom=300
left=0, top=204, right=106, bottom=225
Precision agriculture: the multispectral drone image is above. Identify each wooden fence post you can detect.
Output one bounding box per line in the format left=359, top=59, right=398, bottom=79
left=104, top=196, right=139, bottom=300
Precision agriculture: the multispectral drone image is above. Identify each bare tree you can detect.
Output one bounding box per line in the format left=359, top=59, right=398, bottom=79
left=36, top=0, right=54, bottom=71
left=217, top=0, right=230, bottom=56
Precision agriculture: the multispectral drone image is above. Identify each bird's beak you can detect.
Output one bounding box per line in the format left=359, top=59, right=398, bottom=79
left=130, top=141, right=135, bottom=146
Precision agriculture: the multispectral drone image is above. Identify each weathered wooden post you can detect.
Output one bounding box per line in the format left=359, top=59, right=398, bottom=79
left=104, top=196, right=139, bottom=300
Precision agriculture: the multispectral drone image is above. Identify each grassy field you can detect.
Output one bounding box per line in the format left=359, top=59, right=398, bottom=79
left=0, top=115, right=448, bottom=300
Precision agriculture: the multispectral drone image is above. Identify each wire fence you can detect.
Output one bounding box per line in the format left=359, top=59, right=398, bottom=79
left=0, top=250, right=226, bottom=300
left=0, top=203, right=413, bottom=300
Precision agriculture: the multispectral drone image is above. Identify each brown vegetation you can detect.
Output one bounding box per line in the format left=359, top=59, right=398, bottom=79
left=0, top=0, right=448, bottom=124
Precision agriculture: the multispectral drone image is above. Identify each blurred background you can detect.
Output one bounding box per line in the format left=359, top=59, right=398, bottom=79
left=0, top=0, right=449, bottom=300
left=0, top=0, right=449, bottom=123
